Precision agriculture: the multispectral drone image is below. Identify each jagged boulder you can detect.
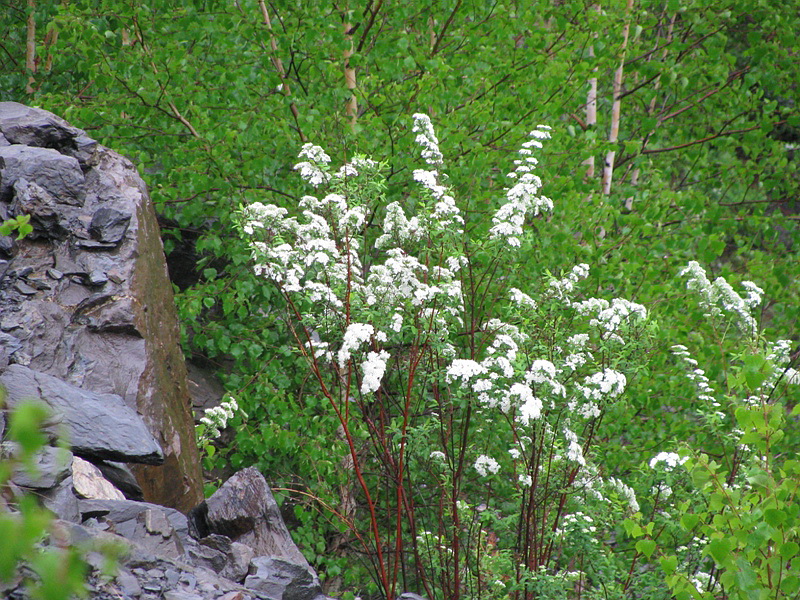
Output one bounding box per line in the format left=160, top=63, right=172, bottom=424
left=0, top=102, right=202, bottom=511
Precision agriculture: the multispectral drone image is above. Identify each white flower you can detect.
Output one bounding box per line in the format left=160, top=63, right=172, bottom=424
left=361, top=350, right=390, bottom=394
left=474, top=455, right=501, bottom=477
left=298, top=143, right=331, bottom=164
left=412, top=114, right=444, bottom=166
left=510, top=288, right=537, bottom=310
left=430, top=450, right=446, bottom=461
left=390, top=312, right=403, bottom=333
left=489, top=126, right=554, bottom=246
left=679, top=261, right=759, bottom=336
left=294, top=162, right=330, bottom=187
left=518, top=474, right=533, bottom=487
left=447, top=359, right=487, bottom=384
left=649, top=452, right=687, bottom=471
left=548, top=264, right=590, bottom=299
left=338, top=323, right=375, bottom=367
left=608, top=477, right=640, bottom=513
left=564, top=428, right=586, bottom=466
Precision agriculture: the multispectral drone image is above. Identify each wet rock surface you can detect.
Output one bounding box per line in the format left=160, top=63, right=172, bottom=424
left=0, top=101, right=202, bottom=511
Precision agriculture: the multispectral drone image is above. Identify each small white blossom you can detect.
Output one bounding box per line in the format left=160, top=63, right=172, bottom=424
left=412, top=114, right=444, bottom=166
left=649, top=452, right=687, bottom=471
left=447, top=359, right=487, bottom=384
left=564, top=428, right=586, bottom=466
left=361, top=350, right=390, bottom=394
left=338, top=323, right=375, bottom=367
left=474, top=455, right=501, bottom=477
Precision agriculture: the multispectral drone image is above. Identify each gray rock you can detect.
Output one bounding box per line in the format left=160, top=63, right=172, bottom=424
left=0, top=364, right=164, bottom=465
left=187, top=542, right=228, bottom=574
left=78, top=498, right=191, bottom=540
left=40, top=475, right=81, bottom=522
left=89, top=207, right=131, bottom=244
left=245, top=557, right=323, bottom=600
left=11, top=178, right=70, bottom=239
left=115, top=568, right=143, bottom=597
left=0, top=332, right=21, bottom=369
left=397, top=594, right=428, bottom=600
left=0, top=103, right=203, bottom=511
left=0, top=102, right=96, bottom=165
left=3, top=442, right=72, bottom=489
left=189, top=468, right=311, bottom=569
left=0, top=236, right=13, bottom=258
left=0, top=144, right=84, bottom=203
left=164, top=591, right=204, bottom=600
left=223, top=542, right=255, bottom=584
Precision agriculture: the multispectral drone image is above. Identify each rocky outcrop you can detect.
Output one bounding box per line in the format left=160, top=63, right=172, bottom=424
left=1, top=463, right=329, bottom=600
left=0, top=102, right=202, bottom=511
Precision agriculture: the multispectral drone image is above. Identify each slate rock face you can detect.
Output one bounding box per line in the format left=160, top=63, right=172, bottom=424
left=0, top=364, right=164, bottom=465
left=245, top=558, right=324, bottom=600
left=0, top=101, right=202, bottom=511
left=189, top=468, right=311, bottom=569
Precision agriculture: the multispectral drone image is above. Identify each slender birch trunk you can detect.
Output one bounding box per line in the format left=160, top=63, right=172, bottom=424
left=582, top=4, right=601, bottom=179
left=343, top=20, right=358, bottom=129
left=25, top=0, right=36, bottom=94
left=602, top=0, right=634, bottom=196
left=258, top=0, right=306, bottom=142
left=626, top=12, right=676, bottom=209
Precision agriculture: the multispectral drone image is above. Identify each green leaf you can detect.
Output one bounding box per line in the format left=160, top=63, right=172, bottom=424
left=707, top=538, right=732, bottom=565
left=780, top=541, right=799, bottom=559
left=660, top=555, right=678, bottom=574
left=635, top=539, right=657, bottom=559
left=680, top=514, right=700, bottom=530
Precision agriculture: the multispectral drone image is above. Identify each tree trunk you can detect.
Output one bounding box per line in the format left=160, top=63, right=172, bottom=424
left=25, top=0, right=36, bottom=94
left=602, top=0, right=634, bottom=196
left=582, top=4, right=600, bottom=180
left=343, top=20, right=358, bottom=129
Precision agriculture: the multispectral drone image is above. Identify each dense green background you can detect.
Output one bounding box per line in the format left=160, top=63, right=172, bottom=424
left=2, top=1, right=798, bottom=598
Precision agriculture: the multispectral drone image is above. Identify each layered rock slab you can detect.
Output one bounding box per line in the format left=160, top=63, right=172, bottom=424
left=0, top=101, right=202, bottom=511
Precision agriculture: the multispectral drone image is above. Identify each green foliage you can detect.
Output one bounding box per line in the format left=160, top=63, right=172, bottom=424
left=4, top=0, right=798, bottom=597
left=0, top=214, right=33, bottom=240
left=0, top=393, right=89, bottom=600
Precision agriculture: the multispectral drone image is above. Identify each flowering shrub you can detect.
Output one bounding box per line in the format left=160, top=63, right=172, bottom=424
left=636, top=263, right=800, bottom=600
left=236, top=114, right=658, bottom=598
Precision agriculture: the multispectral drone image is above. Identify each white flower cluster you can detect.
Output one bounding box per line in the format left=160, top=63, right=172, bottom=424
left=548, top=264, right=590, bottom=299
left=573, top=297, right=647, bottom=342
left=649, top=451, right=687, bottom=471
left=338, top=323, right=376, bottom=367
left=555, top=511, right=597, bottom=538
left=671, top=345, right=718, bottom=404
left=412, top=113, right=444, bottom=166
left=474, top=454, right=501, bottom=477
left=679, top=261, right=763, bottom=337
left=361, top=350, right=390, bottom=394
left=607, top=477, right=640, bottom=513
left=570, top=369, right=627, bottom=419
left=199, top=396, right=241, bottom=441
left=564, top=427, right=586, bottom=466
left=293, top=143, right=332, bottom=187
left=490, top=126, right=554, bottom=247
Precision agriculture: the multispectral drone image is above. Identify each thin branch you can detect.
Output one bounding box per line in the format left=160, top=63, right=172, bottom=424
left=641, top=120, right=783, bottom=156
left=431, top=0, right=462, bottom=57
left=259, top=0, right=306, bottom=142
